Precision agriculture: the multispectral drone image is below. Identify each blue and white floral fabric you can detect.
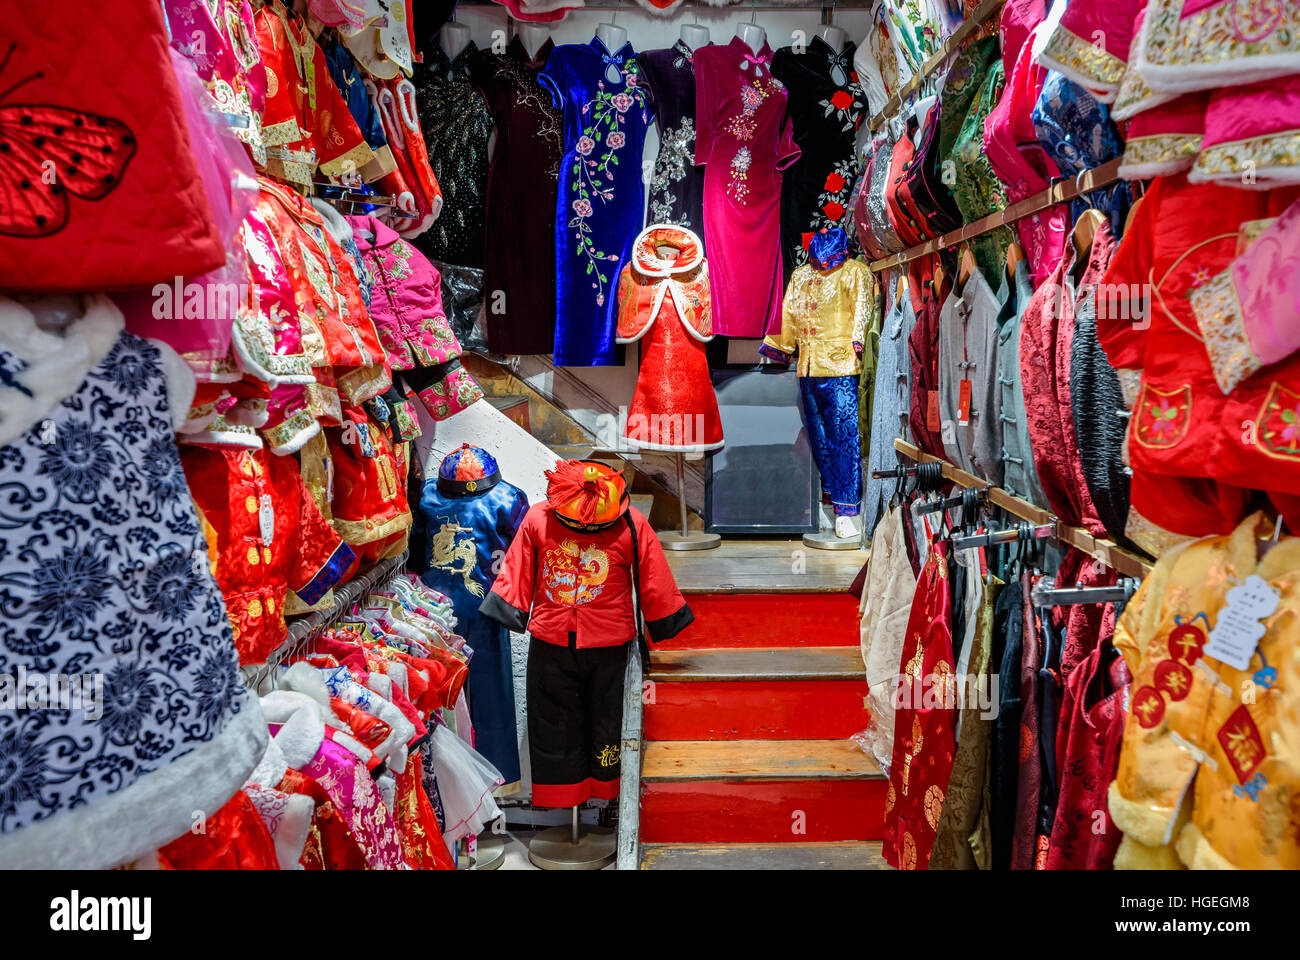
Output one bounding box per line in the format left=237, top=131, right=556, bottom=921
left=0, top=295, right=266, bottom=869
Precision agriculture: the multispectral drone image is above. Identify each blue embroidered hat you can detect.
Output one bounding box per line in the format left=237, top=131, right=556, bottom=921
left=437, top=443, right=501, bottom=496
left=808, top=227, right=850, bottom=270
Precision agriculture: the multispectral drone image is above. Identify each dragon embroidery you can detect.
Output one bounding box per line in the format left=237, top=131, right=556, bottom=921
left=541, top=539, right=610, bottom=606
left=429, top=519, right=483, bottom=597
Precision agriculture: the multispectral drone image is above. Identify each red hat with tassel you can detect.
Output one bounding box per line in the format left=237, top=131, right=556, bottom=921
left=546, top=459, right=629, bottom=531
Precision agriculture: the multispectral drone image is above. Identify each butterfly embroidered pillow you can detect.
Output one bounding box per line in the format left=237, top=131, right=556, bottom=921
left=0, top=2, right=224, bottom=292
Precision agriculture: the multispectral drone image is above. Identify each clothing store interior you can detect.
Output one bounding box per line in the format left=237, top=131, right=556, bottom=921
left=1, top=0, right=1297, bottom=876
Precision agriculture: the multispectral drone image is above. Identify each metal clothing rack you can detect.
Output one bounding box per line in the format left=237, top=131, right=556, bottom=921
left=247, top=549, right=411, bottom=688
left=893, top=439, right=1153, bottom=579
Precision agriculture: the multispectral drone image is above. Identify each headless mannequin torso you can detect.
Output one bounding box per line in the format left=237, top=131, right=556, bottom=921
left=735, top=22, right=766, bottom=54
left=679, top=23, right=710, bottom=51
left=439, top=21, right=471, bottom=62
left=595, top=21, right=629, bottom=53
left=516, top=21, right=551, bottom=61
left=815, top=24, right=848, bottom=52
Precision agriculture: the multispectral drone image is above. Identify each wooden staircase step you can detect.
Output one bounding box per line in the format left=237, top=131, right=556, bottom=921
left=641, top=739, right=883, bottom=782
left=667, top=542, right=867, bottom=595
left=639, top=842, right=890, bottom=870
left=648, top=646, right=865, bottom=682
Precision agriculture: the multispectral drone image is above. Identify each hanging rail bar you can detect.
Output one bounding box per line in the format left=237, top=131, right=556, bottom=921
left=893, top=439, right=1153, bottom=578
left=868, top=158, right=1123, bottom=273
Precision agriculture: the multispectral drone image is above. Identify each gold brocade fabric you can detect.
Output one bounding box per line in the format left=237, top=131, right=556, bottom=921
left=764, top=258, right=875, bottom=377
left=1109, top=511, right=1300, bottom=869
left=930, top=573, right=1003, bottom=870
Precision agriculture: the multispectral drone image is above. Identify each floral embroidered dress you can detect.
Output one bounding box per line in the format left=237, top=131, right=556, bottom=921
left=694, top=37, right=800, bottom=338
left=0, top=295, right=266, bottom=870
left=413, top=42, right=493, bottom=269
left=772, top=38, right=867, bottom=287
left=540, top=37, right=654, bottom=366
left=468, top=36, right=563, bottom=354
left=639, top=40, right=710, bottom=236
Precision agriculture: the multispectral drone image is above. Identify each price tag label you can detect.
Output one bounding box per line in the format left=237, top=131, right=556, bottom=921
left=958, top=379, right=972, bottom=426
left=259, top=494, right=275, bottom=547
left=1203, top=575, right=1279, bottom=670
left=926, top=389, right=941, bottom=433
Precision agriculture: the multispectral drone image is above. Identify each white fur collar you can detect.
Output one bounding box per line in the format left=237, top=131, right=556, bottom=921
left=0, top=294, right=124, bottom=446
left=259, top=691, right=326, bottom=770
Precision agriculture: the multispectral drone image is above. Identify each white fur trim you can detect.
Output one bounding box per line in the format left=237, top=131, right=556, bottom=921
left=259, top=691, right=327, bottom=769
left=0, top=294, right=125, bottom=446
left=247, top=733, right=290, bottom=789
left=0, top=699, right=267, bottom=869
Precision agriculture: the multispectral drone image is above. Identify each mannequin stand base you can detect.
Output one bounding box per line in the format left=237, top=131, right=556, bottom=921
left=462, top=834, right=506, bottom=870
left=802, top=531, right=862, bottom=551
left=527, top=825, right=616, bottom=870
left=659, top=530, right=721, bottom=551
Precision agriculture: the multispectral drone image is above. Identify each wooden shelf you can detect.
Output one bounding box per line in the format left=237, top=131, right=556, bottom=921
left=868, top=158, right=1123, bottom=273
left=892, top=439, right=1153, bottom=578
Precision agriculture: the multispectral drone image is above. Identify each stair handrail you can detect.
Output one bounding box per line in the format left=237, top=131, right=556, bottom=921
left=615, top=641, right=644, bottom=870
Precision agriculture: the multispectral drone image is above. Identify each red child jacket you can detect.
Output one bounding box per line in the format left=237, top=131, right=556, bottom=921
left=480, top=503, right=693, bottom=648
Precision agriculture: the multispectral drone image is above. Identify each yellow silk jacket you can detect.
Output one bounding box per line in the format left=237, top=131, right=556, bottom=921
left=762, top=258, right=875, bottom=378
left=1108, top=512, right=1300, bottom=869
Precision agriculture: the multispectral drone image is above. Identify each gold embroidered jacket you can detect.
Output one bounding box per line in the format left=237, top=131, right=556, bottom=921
left=762, top=258, right=875, bottom=378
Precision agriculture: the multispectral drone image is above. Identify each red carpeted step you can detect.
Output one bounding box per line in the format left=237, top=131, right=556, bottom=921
left=660, top=593, right=861, bottom=649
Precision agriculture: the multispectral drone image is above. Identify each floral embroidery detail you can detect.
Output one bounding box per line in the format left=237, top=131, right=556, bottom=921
left=729, top=146, right=753, bottom=203
left=1255, top=381, right=1300, bottom=461
left=819, top=81, right=864, bottom=134
left=649, top=117, right=696, bottom=227
left=1133, top=382, right=1192, bottom=449
left=567, top=57, right=650, bottom=310
left=0, top=334, right=246, bottom=835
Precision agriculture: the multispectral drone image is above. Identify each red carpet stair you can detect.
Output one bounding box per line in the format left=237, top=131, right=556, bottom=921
left=638, top=576, right=891, bottom=869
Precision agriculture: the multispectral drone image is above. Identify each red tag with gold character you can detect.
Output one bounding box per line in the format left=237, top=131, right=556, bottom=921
left=1217, top=704, right=1266, bottom=784
left=958, top=379, right=972, bottom=426
left=1168, top=620, right=1207, bottom=664
left=1154, top=659, right=1193, bottom=701
left=926, top=389, right=941, bottom=433
left=1132, top=686, right=1165, bottom=728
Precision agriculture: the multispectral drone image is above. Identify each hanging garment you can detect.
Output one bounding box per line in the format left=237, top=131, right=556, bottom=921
left=541, top=37, right=653, bottom=365
left=468, top=36, right=563, bottom=354
left=772, top=37, right=867, bottom=285
left=412, top=42, right=492, bottom=268
left=908, top=256, right=949, bottom=457
left=321, top=404, right=413, bottom=567
left=882, top=535, right=956, bottom=871
left=694, top=37, right=800, bottom=338
left=996, top=259, right=1051, bottom=507
left=938, top=265, right=1009, bottom=484
left=410, top=445, right=529, bottom=789
left=857, top=501, right=919, bottom=772
left=639, top=40, right=710, bottom=235
left=931, top=569, right=1004, bottom=870
left=1011, top=573, right=1044, bottom=869
left=990, top=575, right=1025, bottom=869
left=1070, top=277, right=1140, bottom=552
left=864, top=290, right=917, bottom=533
left=861, top=131, right=908, bottom=255
left=371, top=74, right=445, bottom=239
left=984, top=24, right=1069, bottom=287
left=1036, top=0, right=1145, bottom=101
left=0, top=295, right=266, bottom=869
left=254, top=0, right=376, bottom=186
left=858, top=281, right=885, bottom=468
left=182, top=444, right=356, bottom=664
left=0, top=1, right=226, bottom=292
left=1020, top=223, right=1111, bottom=534
left=1190, top=74, right=1300, bottom=190
left=1032, top=71, right=1132, bottom=236
left=615, top=225, right=723, bottom=453
left=948, top=56, right=1018, bottom=280
left=158, top=790, right=280, bottom=869
left=321, top=34, right=395, bottom=180
left=1131, top=0, right=1300, bottom=94
left=1045, top=626, right=1131, bottom=870
left=853, top=2, right=911, bottom=117
left=1109, top=511, right=1300, bottom=869
left=1188, top=194, right=1300, bottom=396
left=163, top=0, right=267, bottom=163
left=1097, top=174, right=1300, bottom=550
